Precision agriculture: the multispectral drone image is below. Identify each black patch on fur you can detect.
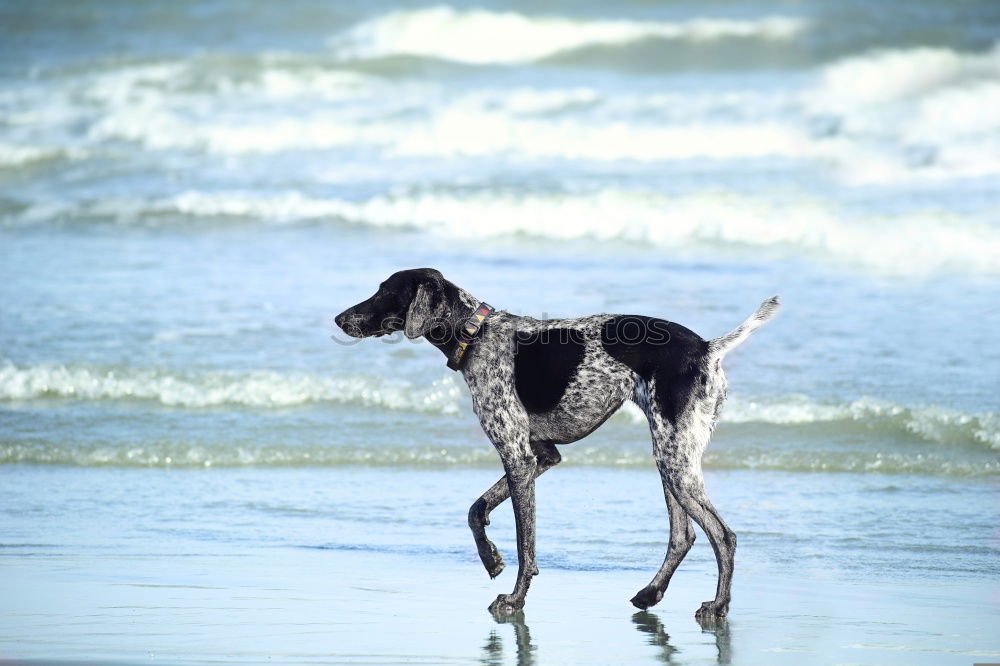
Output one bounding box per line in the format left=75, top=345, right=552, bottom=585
left=601, top=316, right=709, bottom=424
left=514, top=328, right=586, bottom=414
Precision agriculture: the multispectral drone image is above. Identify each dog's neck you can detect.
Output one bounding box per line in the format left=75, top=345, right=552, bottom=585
left=425, top=285, right=489, bottom=370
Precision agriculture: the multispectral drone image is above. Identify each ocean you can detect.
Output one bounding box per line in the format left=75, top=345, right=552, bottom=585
left=1, top=1, right=998, bottom=664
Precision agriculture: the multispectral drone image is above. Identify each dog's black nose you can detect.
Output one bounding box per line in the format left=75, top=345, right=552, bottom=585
left=334, top=310, right=349, bottom=329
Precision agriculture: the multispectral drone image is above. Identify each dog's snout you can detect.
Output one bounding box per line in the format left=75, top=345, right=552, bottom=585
left=334, top=310, right=351, bottom=330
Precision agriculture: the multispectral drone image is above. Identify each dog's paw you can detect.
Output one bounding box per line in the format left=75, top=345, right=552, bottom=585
left=488, top=593, right=524, bottom=615
left=630, top=586, right=663, bottom=610
left=479, top=540, right=505, bottom=579
left=487, top=558, right=505, bottom=579
left=694, top=599, right=729, bottom=620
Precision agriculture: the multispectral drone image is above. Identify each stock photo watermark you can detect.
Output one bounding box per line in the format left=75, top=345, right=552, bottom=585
left=330, top=313, right=674, bottom=347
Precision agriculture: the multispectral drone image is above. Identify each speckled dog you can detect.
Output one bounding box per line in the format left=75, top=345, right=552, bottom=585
left=335, top=268, right=779, bottom=618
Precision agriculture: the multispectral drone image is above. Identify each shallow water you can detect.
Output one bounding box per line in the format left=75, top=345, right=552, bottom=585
left=1, top=0, right=999, bottom=663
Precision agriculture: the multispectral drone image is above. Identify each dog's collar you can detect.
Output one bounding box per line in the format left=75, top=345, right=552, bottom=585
left=447, top=302, right=493, bottom=371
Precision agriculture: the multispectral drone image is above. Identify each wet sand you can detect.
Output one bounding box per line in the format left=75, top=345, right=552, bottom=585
left=1, top=466, right=997, bottom=665
left=2, top=546, right=997, bottom=665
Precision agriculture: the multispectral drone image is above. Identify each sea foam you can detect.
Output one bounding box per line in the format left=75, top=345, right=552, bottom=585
left=0, top=362, right=462, bottom=413
left=9, top=188, right=997, bottom=276
left=1, top=362, right=996, bottom=451
left=815, top=44, right=1000, bottom=107
left=8, top=45, right=998, bottom=187
left=811, top=44, right=1000, bottom=183
left=330, top=7, right=807, bottom=64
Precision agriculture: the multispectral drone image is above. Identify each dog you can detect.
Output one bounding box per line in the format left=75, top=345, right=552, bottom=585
left=335, top=268, right=778, bottom=617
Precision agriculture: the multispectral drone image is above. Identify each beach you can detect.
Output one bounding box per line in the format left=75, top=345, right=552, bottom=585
left=2, top=465, right=998, bottom=665
left=2, top=0, right=1000, bottom=663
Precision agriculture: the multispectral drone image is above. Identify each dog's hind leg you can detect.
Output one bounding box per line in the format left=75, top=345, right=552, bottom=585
left=630, top=462, right=697, bottom=609
left=667, top=455, right=736, bottom=619
left=652, top=406, right=735, bottom=619
left=469, top=442, right=561, bottom=579
left=630, top=384, right=697, bottom=610
left=631, top=375, right=734, bottom=618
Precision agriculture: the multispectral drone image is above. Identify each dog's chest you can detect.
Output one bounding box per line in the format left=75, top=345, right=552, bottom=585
left=464, top=321, right=633, bottom=444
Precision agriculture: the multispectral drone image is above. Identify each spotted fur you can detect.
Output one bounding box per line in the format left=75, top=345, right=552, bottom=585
left=335, top=269, right=779, bottom=617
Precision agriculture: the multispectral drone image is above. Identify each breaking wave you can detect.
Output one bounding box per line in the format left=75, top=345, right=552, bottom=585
left=13, top=189, right=994, bottom=276
left=4, top=43, right=998, bottom=185
left=329, top=7, right=807, bottom=65
left=0, top=143, right=78, bottom=168
left=723, top=396, right=999, bottom=451
left=815, top=44, right=1000, bottom=108
left=1, top=362, right=996, bottom=452
left=810, top=43, right=1000, bottom=183
left=0, top=362, right=462, bottom=413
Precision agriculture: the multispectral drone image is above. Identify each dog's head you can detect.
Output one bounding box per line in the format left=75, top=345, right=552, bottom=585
left=335, top=268, right=457, bottom=340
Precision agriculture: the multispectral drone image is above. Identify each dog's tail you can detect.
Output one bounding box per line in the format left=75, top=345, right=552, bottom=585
left=708, top=296, right=780, bottom=358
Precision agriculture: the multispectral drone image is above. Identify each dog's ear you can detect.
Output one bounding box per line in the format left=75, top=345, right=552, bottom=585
left=404, top=279, right=447, bottom=339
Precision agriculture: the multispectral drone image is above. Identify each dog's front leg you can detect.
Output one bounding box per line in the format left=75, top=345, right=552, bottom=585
left=488, top=453, right=538, bottom=614
left=469, top=476, right=510, bottom=579
left=468, top=377, right=538, bottom=613
left=469, top=442, right=561, bottom=580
